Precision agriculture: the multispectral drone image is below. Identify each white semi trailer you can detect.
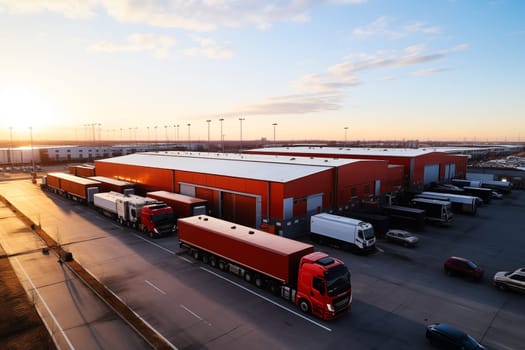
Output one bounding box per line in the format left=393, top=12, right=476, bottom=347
left=310, top=213, right=376, bottom=252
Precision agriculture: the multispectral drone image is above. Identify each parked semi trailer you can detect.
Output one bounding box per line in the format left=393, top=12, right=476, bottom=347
left=41, top=172, right=100, bottom=204
left=88, top=176, right=135, bottom=195
left=410, top=198, right=453, bottom=225
left=382, top=205, right=425, bottom=230
left=463, top=186, right=492, bottom=204
left=310, top=213, right=376, bottom=252
left=146, top=191, right=207, bottom=219
left=481, top=180, right=512, bottom=194
left=178, top=215, right=352, bottom=320
left=93, top=191, right=175, bottom=238
left=418, top=191, right=479, bottom=215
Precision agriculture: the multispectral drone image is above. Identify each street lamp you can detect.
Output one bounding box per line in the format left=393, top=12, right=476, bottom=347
left=219, top=118, right=224, bottom=152
left=187, top=123, right=191, bottom=143
left=29, top=126, right=35, bottom=173
left=206, top=120, right=211, bottom=150
left=239, top=117, right=245, bottom=152
left=272, top=123, right=278, bottom=144
left=344, top=126, right=349, bottom=147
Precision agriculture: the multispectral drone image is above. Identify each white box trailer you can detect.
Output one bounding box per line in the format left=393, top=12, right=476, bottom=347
left=93, top=191, right=123, bottom=218
left=419, top=191, right=479, bottom=214
left=310, top=213, right=376, bottom=252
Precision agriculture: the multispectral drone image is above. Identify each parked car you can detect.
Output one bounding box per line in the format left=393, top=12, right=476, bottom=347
left=444, top=256, right=484, bottom=281
left=493, top=267, right=525, bottom=293
left=426, top=323, right=486, bottom=349
left=385, top=229, right=419, bottom=247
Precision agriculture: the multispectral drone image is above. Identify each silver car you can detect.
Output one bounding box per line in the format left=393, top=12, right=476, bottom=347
left=494, top=268, right=525, bottom=293
left=385, top=229, right=419, bottom=247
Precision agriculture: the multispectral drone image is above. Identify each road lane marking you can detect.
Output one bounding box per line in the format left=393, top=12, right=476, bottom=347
left=132, top=234, right=176, bottom=255
left=14, top=257, right=76, bottom=350
left=180, top=304, right=212, bottom=326
left=200, top=267, right=332, bottom=332
left=145, top=280, right=167, bottom=295
left=376, top=246, right=384, bottom=253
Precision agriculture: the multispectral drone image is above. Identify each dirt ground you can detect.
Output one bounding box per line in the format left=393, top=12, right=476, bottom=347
left=0, top=245, right=56, bottom=350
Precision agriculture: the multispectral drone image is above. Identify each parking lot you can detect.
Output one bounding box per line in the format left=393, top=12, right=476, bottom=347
left=1, top=179, right=524, bottom=349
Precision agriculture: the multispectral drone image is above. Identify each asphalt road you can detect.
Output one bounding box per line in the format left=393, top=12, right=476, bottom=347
left=1, top=179, right=523, bottom=350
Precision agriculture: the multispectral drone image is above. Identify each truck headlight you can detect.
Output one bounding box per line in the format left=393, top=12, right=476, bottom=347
left=327, top=304, right=335, bottom=312
left=154, top=228, right=159, bottom=234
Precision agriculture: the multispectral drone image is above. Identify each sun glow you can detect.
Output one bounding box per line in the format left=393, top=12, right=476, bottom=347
left=0, top=87, right=58, bottom=129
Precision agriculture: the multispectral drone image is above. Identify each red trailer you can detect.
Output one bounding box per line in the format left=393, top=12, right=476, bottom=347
left=178, top=215, right=352, bottom=320
left=89, top=176, right=135, bottom=195
left=147, top=191, right=207, bottom=218
left=42, top=172, right=100, bottom=204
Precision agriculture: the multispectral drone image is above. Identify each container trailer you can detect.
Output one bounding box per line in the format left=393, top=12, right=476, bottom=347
left=418, top=191, right=479, bottom=214
left=178, top=215, right=352, bottom=321
left=41, top=172, right=100, bottom=204
left=146, top=191, right=207, bottom=219
left=382, top=205, right=425, bottom=230
left=462, top=186, right=492, bottom=204
left=481, top=180, right=512, bottom=194
left=310, top=213, right=376, bottom=252
left=89, top=176, right=135, bottom=195
left=410, top=198, right=453, bottom=225
left=451, top=179, right=482, bottom=188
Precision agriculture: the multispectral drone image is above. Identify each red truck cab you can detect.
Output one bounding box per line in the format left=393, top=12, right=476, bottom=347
left=140, top=203, right=175, bottom=237
left=296, top=252, right=352, bottom=320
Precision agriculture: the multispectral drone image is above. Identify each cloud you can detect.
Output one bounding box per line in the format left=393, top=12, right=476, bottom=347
left=413, top=67, right=449, bottom=76
left=90, top=33, right=176, bottom=58
left=182, top=36, right=234, bottom=59
left=0, top=0, right=366, bottom=32
left=234, top=92, right=343, bottom=116
left=353, top=16, right=442, bottom=39
left=0, top=0, right=97, bottom=18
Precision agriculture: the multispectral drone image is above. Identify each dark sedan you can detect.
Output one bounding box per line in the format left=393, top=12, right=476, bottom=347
left=426, top=323, right=486, bottom=349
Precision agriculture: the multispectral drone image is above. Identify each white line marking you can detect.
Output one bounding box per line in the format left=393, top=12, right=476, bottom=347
left=132, top=234, right=176, bottom=255
left=145, top=280, right=167, bottom=295
left=376, top=246, right=384, bottom=253
left=81, top=267, right=178, bottom=349
left=180, top=304, right=202, bottom=320
left=178, top=256, right=193, bottom=264
left=200, top=267, right=332, bottom=332
left=14, top=257, right=76, bottom=350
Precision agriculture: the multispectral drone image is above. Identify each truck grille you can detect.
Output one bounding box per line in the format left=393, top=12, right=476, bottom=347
left=333, top=294, right=350, bottom=312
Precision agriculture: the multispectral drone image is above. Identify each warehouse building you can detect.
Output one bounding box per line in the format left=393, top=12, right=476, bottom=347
left=95, top=151, right=403, bottom=237
left=244, top=147, right=468, bottom=193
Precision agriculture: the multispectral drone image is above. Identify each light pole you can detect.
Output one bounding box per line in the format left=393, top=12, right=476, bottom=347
left=176, top=124, right=180, bottom=142
left=219, top=118, right=224, bottom=152
left=239, top=117, right=245, bottom=152
left=164, top=125, right=169, bottom=143
left=29, top=126, right=35, bottom=173
left=344, top=126, right=349, bottom=147
left=272, top=123, right=278, bottom=144
left=206, top=120, right=211, bottom=150
left=9, top=126, right=13, bottom=169
left=187, top=123, right=191, bottom=143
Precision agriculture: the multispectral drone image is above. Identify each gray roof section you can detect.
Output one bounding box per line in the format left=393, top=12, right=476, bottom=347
left=247, top=146, right=449, bottom=158
left=97, top=151, right=377, bottom=183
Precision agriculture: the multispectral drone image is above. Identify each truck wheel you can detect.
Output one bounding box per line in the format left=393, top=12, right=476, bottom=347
left=202, top=254, right=209, bottom=264
left=192, top=249, right=199, bottom=260
left=255, top=276, right=265, bottom=289
left=148, top=230, right=154, bottom=238
left=299, top=299, right=311, bottom=314
left=244, top=272, right=252, bottom=283
left=210, top=257, right=217, bottom=268
left=218, top=260, right=226, bottom=270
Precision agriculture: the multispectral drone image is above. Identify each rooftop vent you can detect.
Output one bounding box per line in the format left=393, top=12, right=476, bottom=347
left=248, top=230, right=255, bottom=235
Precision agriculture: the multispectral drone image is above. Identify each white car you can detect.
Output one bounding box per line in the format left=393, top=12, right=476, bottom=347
left=494, top=268, right=525, bottom=293
left=385, top=229, right=419, bottom=247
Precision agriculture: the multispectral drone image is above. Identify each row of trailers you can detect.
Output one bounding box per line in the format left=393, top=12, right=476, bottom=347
left=40, top=172, right=208, bottom=237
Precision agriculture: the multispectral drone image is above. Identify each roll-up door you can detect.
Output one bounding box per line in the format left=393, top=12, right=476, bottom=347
left=423, top=164, right=440, bottom=185
left=306, top=193, right=323, bottom=214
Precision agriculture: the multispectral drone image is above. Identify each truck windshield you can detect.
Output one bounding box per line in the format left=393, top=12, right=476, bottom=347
left=363, top=227, right=375, bottom=239
left=152, top=212, right=174, bottom=224
left=325, top=265, right=351, bottom=297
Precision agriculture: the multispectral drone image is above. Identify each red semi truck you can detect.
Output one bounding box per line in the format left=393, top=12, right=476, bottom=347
left=147, top=191, right=207, bottom=218
left=178, top=215, right=352, bottom=320
left=42, top=172, right=100, bottom=204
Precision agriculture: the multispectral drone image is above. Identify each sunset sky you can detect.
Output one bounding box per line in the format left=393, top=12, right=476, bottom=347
left=0, top=0, right=524, bottom=143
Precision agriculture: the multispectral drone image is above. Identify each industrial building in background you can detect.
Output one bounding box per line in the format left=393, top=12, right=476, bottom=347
left=244, top=147, right=469, bottom=193
left=94, top=152, right=404, bottom=237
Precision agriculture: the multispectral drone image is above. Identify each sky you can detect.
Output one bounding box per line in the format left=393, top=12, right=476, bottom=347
left=0, top=0, right=524, bottom=144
